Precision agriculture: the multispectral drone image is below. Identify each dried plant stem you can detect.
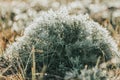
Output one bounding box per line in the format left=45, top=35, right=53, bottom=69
left=32, top=46, right=36, bottom=80
left=39, top=65, right=47, bottom=80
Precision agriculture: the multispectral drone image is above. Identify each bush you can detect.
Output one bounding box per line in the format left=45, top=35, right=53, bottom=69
left=2, top=8, right=120, bottom=79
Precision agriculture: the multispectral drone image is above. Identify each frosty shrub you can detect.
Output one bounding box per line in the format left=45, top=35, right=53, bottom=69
left=2, top=8, right=120, bottom=79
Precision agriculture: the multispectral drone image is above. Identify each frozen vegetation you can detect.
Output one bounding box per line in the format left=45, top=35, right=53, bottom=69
left=2, top=8, right=120, bottom=80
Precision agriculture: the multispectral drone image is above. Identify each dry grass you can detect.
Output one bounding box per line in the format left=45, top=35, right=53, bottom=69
left=0, top=28, right=21, bottom=54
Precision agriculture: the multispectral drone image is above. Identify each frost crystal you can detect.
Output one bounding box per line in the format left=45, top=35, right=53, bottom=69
left=2, top=8, right=120, bottom=79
